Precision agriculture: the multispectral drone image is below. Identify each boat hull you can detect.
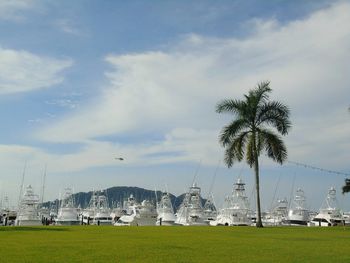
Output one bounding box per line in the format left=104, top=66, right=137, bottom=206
left=16, top=219, right=42, bottom=226
left=56, top=220, right=80, bottom=226
left=285, top=219, right=308, bottom=226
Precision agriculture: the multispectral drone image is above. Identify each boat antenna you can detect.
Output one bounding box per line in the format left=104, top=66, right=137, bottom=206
left=18, top=161, right=27, bottom=208
left=269, top=173, right=281, bottom=212
left=208, top=160, right=220, bottom=197
left=288, top=173, right=296, bottom=211
left=105, top=188, right=110, bottom=208
left=58, top=190, right=62, bottom=211
left=40, top=164, right=47, bottom=205
left=154, top=187, right=158, bottom=204
left=191, top=159, right=202, bottom=186
left=236, top=162, right=245, bottom=183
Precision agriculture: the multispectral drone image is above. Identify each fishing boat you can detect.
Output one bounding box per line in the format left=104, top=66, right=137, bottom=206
left=175, top=183, right=207, bottom=226
left=56, top=188, right=80, bottom=225
left=156, top=192, right=176, bottom=226
left=110, top=202, right=123, bottom=224
left=211, top=178, right=250, bottom=226
left=286, top=188, right=310, bottom=226
left=81, top=190, right=113, bottom=225
left=1, top=196, right=17, bottom=226
left=263, top=198, right=288, bottom=226
left=81, top=191, right=97, bottom=224
left=203, top=195, right=217, bottom=223
left=115, top=194, right=157, bottom=226
left=308, top=187, right=344, bottom=227
left=92, top=192, right=113, bottom=225
left=114, top=194, right=137, bottom=226
left=15, top=185, right=42, bottom=226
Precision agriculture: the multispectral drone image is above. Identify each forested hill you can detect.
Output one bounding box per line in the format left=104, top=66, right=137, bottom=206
left=42, top=186, right=206, bottom=211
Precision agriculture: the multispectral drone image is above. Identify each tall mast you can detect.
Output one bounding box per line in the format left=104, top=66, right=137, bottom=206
left=191, top=160, right=202, bottom=186
left=18, top=161, right=27, bottom=208
left=40, top=164, right=47, bottom=204
left=208, top=160, right=220, bottom=198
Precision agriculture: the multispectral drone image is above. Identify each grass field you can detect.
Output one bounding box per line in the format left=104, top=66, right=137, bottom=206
left=0, top=226, right=349, bottom=262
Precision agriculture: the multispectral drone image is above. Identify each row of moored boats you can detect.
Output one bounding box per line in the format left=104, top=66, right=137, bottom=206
left=1, top=179, right=349, bottom=227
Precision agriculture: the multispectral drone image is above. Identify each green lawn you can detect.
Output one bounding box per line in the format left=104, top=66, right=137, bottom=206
left=0, top=226, right=349, bottom=262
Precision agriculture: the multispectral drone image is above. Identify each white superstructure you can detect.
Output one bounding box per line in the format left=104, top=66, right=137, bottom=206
left=56, top=188, right=80, bottom=225
left=115, top=195, right=157, bottom=226
left=211, top=178, right=250, bottom=226
left=263, top=198, right=288, bottom=226
left=16, top=185, right=42, bottom=226
left=81, top=191, right=112, bottom=225
left=1, top=196, right=17, bottom=226
left=175, top=183, right=207, bottom=226
left=91, top=193, right=112, bottom=225
left=156, top=192, right=176, bottom=225
left=286, top=188, right=310, bottom=226
left=203, top=195, right=217, bottom=223
left=309, top=187, right=344, bottom=227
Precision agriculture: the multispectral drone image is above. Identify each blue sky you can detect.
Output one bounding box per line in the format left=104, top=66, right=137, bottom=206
left=0, top=0, right=349, bottom=211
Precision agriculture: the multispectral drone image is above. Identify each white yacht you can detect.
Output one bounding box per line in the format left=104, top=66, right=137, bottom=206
left=81, top=191, right=97, bottom=225
left=92, top=193, right=113, bottom=225
left=263, top=198, right=288, bottom=226
left=156, top=192, right=176, bottom=226
left=56, top=188, right=80, bottom=225
left=114, top=194, right=137, bottom=226
left=211, top=178, right=250, bottom=226
left=81, top=191, right=113, bottom=225
left=308, top=187, right=344, bottom=227
left=38, top=206, right=51, bottom=225
left=343, top=212, right=350, bottom=226
left=110, top=202, right=123, bottom=224
left=16, top=185, right=42, bottom=226
left=115, top=195, right=157, bottom=226
left=175, top=183, right=207, bottom=226
left=1, top=196, right=17, bottom=226
left=203, top=195, right=217, bottom=224
left=286, top=188, right=310, bottom=226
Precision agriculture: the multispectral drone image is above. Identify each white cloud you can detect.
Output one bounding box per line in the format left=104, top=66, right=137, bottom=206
left=0, top=0, right=38, bottom=21
left=0, top=127, right=220, bottom=176
left=45, top=99, right=79, bottom=109
left=0, top=47, right=73, bottom=94
left=54, top=19, right=86, bottom=36
left=36, top=2, right=350, bottom=171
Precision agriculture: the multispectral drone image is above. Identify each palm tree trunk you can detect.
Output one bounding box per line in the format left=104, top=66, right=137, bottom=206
left=254, top=155, right=263, bottom=227
left=252, top=133, right=263, bottom=228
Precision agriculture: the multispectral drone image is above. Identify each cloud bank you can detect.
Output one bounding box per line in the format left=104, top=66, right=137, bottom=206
left=0, top=47, right=73, bottom=94
left=28, top=2, right=350, bottom=173
left=0, top=0, right=38, bottom=21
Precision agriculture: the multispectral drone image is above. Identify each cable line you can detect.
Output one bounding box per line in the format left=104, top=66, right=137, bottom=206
left=287, top=160, right=350, bottom=177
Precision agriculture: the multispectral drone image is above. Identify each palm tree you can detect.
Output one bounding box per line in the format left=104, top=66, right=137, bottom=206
left=343, top=179, right=350, bottom=194
left=343, top=107, right=350, bottom=193
left=216, top=81, right=291, bottom=227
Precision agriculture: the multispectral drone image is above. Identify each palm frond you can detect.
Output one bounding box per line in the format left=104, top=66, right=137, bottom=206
left=258, top=128, right=287, bottom=164
left=223, top=131, right=249, bottom=167
left=216, top=99, right=246, bottom=115
left=257, top=101, right=291, bottom=135
left=343, top=178, right=350, bottom=194
left=255, top=81, right=271, bottom=102
left=219, top=119, right=249, bottom=146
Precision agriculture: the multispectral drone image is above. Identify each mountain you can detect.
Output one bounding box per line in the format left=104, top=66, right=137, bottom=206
left=42, top=186, right=206, bottom=212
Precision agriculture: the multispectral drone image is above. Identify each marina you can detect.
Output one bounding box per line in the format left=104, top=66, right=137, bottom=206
left=1, top=181, right=348, bottom=228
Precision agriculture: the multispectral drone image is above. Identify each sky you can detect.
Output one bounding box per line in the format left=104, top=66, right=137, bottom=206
left=0, top=0, right=349, bottom=212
